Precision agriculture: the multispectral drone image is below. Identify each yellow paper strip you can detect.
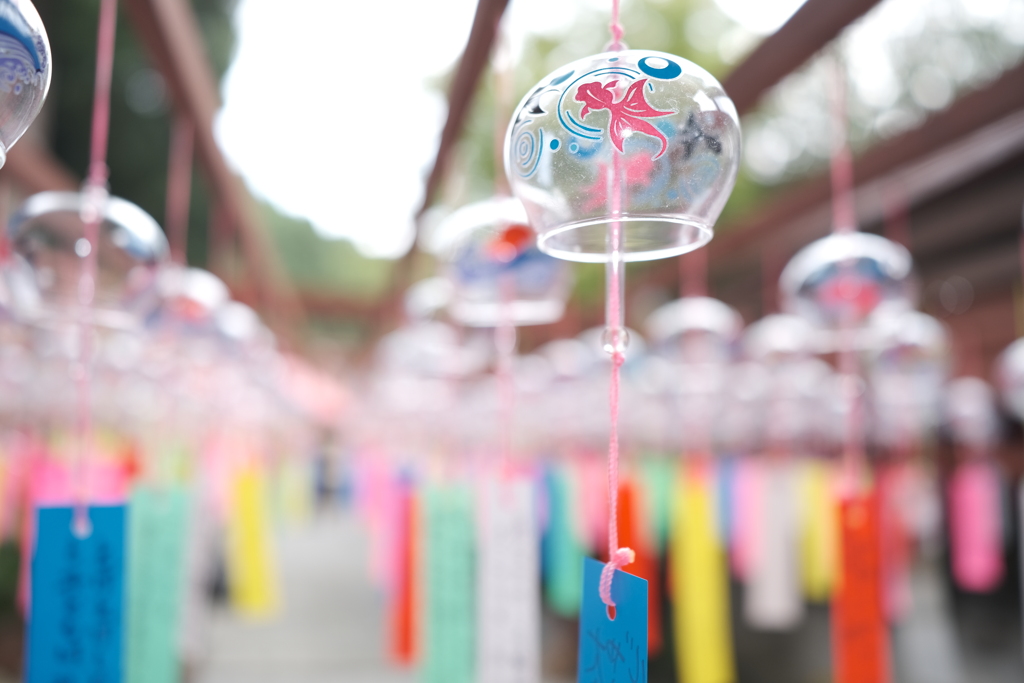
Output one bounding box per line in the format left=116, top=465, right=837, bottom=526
left=672, top=463, right=735, bottom=683
left=227, top=465, right=281, bottom=617
left=800, top=460, right=838, bottom=602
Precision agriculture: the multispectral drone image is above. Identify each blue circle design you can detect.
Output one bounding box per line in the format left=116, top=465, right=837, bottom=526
left=638, top=56, right=682, bottom=80
left=514, top=129, right=544, bottom=178
left=569, top=142, right=579, bottom=153
left=549, top=70, right=574, bottom=86
left=608, top=57, right=619, bottom=62
left=550, top=139, right=560, bottom=151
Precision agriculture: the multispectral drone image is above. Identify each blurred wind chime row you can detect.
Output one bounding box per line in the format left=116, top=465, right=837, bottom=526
left=351, top=2, right=1024, bottom=683
left=0, top=0, right=1022, bottom=682
left=0, top=1, right=347, bottom=682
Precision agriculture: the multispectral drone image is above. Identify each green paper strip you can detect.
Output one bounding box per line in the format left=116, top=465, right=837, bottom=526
left=642, top=455, right=677, bottom=556
left=423, top=484, right=475, bottom=683
left=125, top=486, right=191, bottom=683
left=545, top=465, right=584, bottom=616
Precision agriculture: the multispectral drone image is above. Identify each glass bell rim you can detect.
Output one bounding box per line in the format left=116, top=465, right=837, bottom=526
left=428, top=197, right=529, bottom=258
left=536, top=214, right=712, bottom=263
left=155, top=265, right=231, bottom=317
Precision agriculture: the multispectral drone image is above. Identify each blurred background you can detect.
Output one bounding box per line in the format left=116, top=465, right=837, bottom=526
left=1, top=0, right=1023, bottom=682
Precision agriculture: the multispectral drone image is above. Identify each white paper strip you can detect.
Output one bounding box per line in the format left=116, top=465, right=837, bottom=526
left=476, top=474, right=541, bottom=683
left=744, top=460, right=803, bottom=630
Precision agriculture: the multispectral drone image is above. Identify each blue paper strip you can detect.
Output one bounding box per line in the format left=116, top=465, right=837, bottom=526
left=27, top=505, right=127, bottom=683
left=577, top=556, right=647, bottom=683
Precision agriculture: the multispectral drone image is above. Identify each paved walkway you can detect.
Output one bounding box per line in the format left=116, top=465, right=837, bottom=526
left=197, top=509, right=415, bottom=683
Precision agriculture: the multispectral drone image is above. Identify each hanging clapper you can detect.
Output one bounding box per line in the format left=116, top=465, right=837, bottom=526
left=596, top=323, right=634, bottom=616
left=579, top=163, right=648, bottom=680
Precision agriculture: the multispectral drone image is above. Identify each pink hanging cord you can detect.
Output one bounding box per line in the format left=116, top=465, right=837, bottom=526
left=74, top=0, right=119, bottom=531
left=599, top=346, right=634, bottom=607
left=496, top=273, right=517, bottom=475
left=608, top=0, right=625, bottom=51
left=599, top=116, right=633, bottom=609
left=87, top=0, right=118, bottom=189
left=828, top=54, right=854, bottom=235
left=827, top=53, right=866, bottom=494
left=166, top=115, right=195, bottom=264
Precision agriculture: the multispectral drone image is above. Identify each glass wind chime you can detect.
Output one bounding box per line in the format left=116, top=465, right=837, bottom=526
left=505, top=1, right=741, bottom=676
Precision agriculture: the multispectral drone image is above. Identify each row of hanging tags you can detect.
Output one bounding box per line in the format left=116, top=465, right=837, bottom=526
left=14, top=430, right=300, bottom=682
left=350, top=413, right=1017, bottom=683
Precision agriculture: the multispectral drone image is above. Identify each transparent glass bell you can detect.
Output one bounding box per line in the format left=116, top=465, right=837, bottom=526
left=404, top=276, right=453, bottom=322
left=215, top=301, right=275, bottom=355
left=718, top=361, right=769, bottom=453
left=996, top=338, right=1024, bottom=421
left=0, top=253, right=40, bottom=320
left=376, top=321, right=491, bottom=380
left=147, top=265, right=229, bottom=335
left=537, top=337, right=597, bottom=379
left=9, top=191, right=169, bottom=326
left=0, top=0, right=50, bottom=167
left=779, top=232, right=914, bottom=330
left=431, top=197, right=571, bottom=327
left=742, top=313, right=818, bottom=365
left=865, top=306, right=949, bottom=391
left=505, top=50, right=741, bottom=263
left=864, top=305, right=949, bottom=444
left=763, top=357, right=833, bottom=449
left=945, top=377, right=998, bottom=450
left=645, top=296, right=742, bottom=364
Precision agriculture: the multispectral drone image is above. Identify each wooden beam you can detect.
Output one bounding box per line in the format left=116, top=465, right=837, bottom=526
left=710, top=58, right=1024, bottom=265
left=416, top=0, right=510, bottom=217
left=724, top=0, right=883, bottom=116
left=122, top=0, right=305, bottom=335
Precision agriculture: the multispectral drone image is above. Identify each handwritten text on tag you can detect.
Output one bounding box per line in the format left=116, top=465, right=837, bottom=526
left=27, top=505, right=127, bottom=683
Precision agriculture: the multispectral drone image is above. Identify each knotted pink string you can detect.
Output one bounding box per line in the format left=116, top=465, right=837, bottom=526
left=609, top=0, right=625, bottom=51
left=599, top=348, right=634, bottom=607
left=828, top=54, right=854, bottom=235
left=598, top=120, right=633, bottom=609
left=74, top=0, right=119, bottom=533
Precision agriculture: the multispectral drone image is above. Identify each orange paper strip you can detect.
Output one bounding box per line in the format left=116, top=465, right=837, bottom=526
left=618, top=477, right=663, bottom=654
left=389, top=482, right=419, bottom=665
left=833, top=490, right=890, bottom=683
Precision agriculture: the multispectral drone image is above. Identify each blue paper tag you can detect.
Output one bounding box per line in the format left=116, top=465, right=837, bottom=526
left=577, top=556, right=648, bottom=683
left=27, top=505, right=127, bottom=683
